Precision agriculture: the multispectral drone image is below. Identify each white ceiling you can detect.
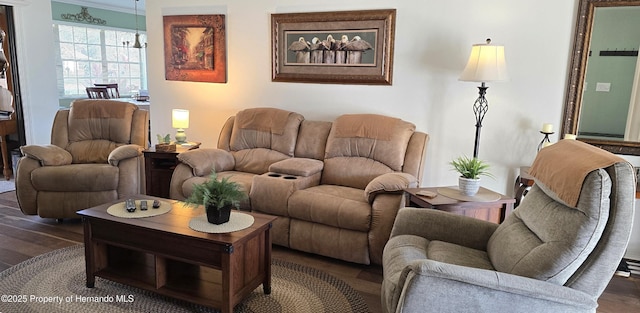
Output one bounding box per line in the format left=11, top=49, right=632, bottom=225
left=55, top=0, right=146, bottom=14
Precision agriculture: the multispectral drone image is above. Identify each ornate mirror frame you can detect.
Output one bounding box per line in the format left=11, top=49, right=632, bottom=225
left=562, top=0, right=640, bottom=155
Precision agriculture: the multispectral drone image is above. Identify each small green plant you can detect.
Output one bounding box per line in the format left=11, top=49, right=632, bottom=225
left=449, top=155, right=493, bottom=180
left=183, top=171, right=247, bottom=210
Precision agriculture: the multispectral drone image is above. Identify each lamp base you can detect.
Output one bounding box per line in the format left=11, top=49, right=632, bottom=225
left=175, top=129, right=187, bottom=144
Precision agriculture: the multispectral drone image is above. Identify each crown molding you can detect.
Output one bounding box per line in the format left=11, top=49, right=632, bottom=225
left=0, top=0, right=32, bottom=6
left=53, top=0, right=145, bottom=15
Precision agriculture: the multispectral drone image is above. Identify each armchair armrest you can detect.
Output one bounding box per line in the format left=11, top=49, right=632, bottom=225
left=108, top=144, right=143, bottom=166
left=177, top=148, right=235, bottom=176
left=20, top=145, right=72, bottom=166
left=364, top=172, right=418, bottom=203
left=391, top=207, right=498, bottom=251
left=393, top=260, right=595, bottom=313
left=268, top=158, right=324, bottom=177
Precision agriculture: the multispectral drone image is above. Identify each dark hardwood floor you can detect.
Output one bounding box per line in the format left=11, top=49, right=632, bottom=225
left=0, top=191, right=638, bottom=312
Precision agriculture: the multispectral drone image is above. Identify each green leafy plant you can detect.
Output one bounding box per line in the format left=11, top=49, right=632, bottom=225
left=449, top=155, right=493, bottom=180
left=183, top=171, right=247, bottom=210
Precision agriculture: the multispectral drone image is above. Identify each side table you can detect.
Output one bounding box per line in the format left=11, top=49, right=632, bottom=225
left=143, top=143, right=200, bottom=198
left=514, top=166, right=535, bottom=208
left=404, top=187, right=515, bottom=224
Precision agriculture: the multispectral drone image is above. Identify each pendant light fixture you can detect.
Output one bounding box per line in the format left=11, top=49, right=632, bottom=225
left=123, top=0, right=146, bottom=49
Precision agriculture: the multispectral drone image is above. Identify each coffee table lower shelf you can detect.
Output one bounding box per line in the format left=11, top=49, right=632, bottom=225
left=78, top=197, right=275, bottom=313
left=91, top=245, right=231, bottom=308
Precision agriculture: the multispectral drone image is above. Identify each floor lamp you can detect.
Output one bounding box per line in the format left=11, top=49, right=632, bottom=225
left=459, top=39, right=509, bottom=158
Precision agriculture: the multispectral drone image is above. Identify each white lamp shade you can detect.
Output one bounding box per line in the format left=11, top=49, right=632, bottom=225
left=459, top=41, right=509, bottom=82
left=172, top=109, right=189, bottom=129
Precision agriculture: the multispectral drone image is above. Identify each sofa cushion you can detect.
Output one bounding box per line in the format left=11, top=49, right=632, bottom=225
left=31, top=164, right=119, bottom=191
left=487, top=169, right=610, bottom=284
left=67, top=100, right=137, bottom=163
left=428, top=241, right=495, bottom=270
left=322, top=158, right=395, bottom=190
left=322, top=114, right=415, bottom=189
left=288, top=185, right=371, bottom=232
left=181, top=171, right=254, bottom=197
left=382, top=234, right=430, bottom=310
left=269, top=158, right=324, bottom=177
left=20, top=145, right=72, bottom=166
left=294, top=120, right=332, bottom=160
left=232, top=148, right=290, bottom=174
left=67, top=140, right=121, bottom=164
left=364, top=172, right=418, bottom=203
left=68, top=100, right=136, bottom=143
left=229, top=108, right=304, bottom=157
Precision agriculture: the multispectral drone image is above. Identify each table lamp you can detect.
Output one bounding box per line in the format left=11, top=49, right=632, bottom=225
left=459, top=38, right=509, bottom=158
left=172, top=109, right=189, bottom=144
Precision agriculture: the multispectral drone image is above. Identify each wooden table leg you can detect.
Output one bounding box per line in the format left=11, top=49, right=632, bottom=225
left=263, top=223, right=272, bottom=294
left=83, top=219, right=96, bottom=288
left=0, top=134, right=11, bottom=180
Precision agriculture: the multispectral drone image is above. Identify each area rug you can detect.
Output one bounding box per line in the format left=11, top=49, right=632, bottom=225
left=0, top=178, right=15, bottom=193
left=0, top=245, right=369, bottom=313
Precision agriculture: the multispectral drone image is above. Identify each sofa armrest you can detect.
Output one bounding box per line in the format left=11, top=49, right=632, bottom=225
left=20, top=145, right=72, bottom=166
left=364, top=172, right=418, bottom=203
left=108, top=144, right=143, bottom=166
left=390, top=260, right=595, bottom=313
left=268, top=158, right=324, bottom=177
left=391, top=207, right=498, bottom=251
left=177, top=148, right=235, bottom=176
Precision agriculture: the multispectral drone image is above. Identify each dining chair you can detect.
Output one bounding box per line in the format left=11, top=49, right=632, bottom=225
left=86, top=86, right=110, bottom=99
left=94, top=83, right=120, bottom=98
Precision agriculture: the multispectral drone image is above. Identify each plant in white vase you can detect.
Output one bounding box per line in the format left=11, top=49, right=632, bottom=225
left=449, top=155, right=493, bottom=196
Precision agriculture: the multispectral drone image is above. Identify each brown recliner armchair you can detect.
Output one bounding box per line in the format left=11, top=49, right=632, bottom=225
left=16, top=99, right=149, bottom=219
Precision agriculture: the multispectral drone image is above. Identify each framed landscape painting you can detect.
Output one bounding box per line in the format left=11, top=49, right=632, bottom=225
left=271, top=9, right=396, bottom=85
left=163, top=14, right=227, bottom=83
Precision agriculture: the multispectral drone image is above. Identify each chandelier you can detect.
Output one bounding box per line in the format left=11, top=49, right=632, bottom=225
left=123, top=0, right=146, bottom=49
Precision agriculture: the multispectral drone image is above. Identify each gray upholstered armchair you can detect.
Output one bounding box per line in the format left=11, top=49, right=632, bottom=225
left=382, top=140, right=635, bottom=313
left=16, top=99, right=149, bottom=219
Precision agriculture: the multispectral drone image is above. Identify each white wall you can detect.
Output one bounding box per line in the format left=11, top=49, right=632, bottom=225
left=3, top=0, right=59, bottom=146
left=10, top=0, right=640, bottom=259
left=145, top=0, right=575, bottom=193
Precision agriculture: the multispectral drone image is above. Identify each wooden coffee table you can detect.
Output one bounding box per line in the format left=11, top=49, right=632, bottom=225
left=77, top=195, right=276, bottom=313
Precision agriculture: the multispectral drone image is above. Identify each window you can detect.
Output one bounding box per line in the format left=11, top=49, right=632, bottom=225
left=53, top=23, right=147, bottom=98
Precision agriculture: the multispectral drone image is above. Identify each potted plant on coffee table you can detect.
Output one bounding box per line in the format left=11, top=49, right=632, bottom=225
left=449, top=155, right=493, bottom=196
left=183, top=171, right=247, bottom=224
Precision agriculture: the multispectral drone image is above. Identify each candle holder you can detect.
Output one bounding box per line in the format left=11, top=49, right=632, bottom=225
left=537, top=131, right=554, bottom=151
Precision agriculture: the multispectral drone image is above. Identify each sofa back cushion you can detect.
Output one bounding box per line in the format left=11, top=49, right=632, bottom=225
left=65, top=99, right=137, bottom=163
left=295, top=120, right=333, bottom=160
left=321, top=114, right=415, bottom=189
left=228, top=108, right=304, bottom=174
left=487, top=168, right=611, bottom=285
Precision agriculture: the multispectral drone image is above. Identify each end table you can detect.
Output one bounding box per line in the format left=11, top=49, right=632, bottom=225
left=514, top=166, right=535, bottom=208
left=404, top=187, right=515, bottom=224
left=143, top=142, right=200, bottom=198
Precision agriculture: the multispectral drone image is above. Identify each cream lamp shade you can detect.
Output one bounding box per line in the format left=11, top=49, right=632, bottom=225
left=458, top=38, right=508, bottom=159
left=172, top=109, right=189, bottom=143
left=459, top=39, right=509, bottom=82
left=172, top=109, right=189, bottom=129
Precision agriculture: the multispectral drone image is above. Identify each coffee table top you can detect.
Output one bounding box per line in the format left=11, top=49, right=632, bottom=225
left=77, top=195, right=276, bottom=246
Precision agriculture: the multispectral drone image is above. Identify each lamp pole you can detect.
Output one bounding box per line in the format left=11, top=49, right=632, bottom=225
left=472, top=82, right=489, bottom=158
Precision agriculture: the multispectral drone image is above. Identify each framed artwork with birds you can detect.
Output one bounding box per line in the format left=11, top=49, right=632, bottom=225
left=271, top=9, right=396, bottom=85
left=163, top=14, right=227, bottom=83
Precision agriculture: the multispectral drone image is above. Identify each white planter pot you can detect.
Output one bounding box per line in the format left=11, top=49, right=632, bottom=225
left=458, top=177, right=480, bottom=196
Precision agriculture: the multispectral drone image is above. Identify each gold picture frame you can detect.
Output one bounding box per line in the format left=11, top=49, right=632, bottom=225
left=163, top=14, right=226, bottom=83
left=271, top=9, right=396, bottom=85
